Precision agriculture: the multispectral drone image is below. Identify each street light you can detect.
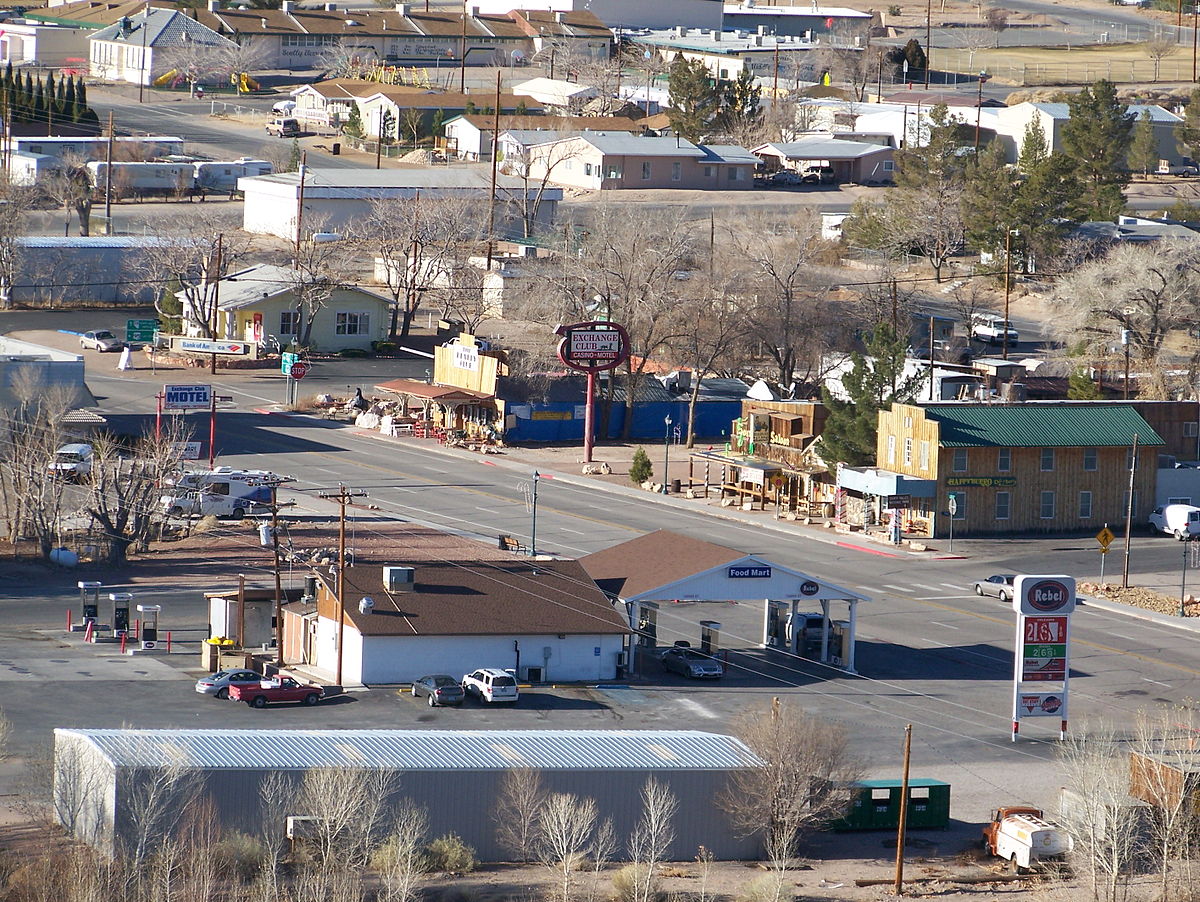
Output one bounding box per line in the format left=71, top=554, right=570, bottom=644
left=662, top=416, right=672, bottom=494
left=1003, top=228, right=1019, bottom=360
left=973, top=71, right=990, bottom=152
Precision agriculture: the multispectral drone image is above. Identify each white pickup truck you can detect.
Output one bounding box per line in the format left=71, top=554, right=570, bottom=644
left=970, top=314, right=1020, bottom=345
left=983, top=806, right=1073, bottom=871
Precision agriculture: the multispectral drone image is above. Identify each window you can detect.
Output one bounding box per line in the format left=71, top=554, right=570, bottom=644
left=995, top=491, right=1010, bottom=520
left=641, top=162, right=652, bottom=180
left=887, top=435, right=896, bottom=465
left=671, top=162, right=681, bottom=181
left=703, top=165, right=714, bottom=177
left=1083, top=447, right=1097, bottom=471
left=280, top=311, right=299, bottom=335
left=1079, top=491, right=1093, bottom=519
left=903, top=437, right=913, bottom=465
left=1169, top=496, right=1193, bottom=505
left=335, top=312, right=369, bottom=335
left=1186, top=422, right=1199, bottom=438
left=997, top=447, right=1011, bottom=472
left=904, top=416, right=912, bottom=427
left=1040, top=448, right=1055, bottom=471
left=605, top=165, right=621, bottom=178
left=584, top=163, right=593, bottom=176
left=952, top=492, right=966, bottom=520
left=881, top=160, right=895, bottom=171
left=919, top=440, right=929, bottom=471
left=952, top=448, right=968, bottom=472
left=1040, top=491, right=1056, bottom=520
left=728, top=168, right=741, bottom=181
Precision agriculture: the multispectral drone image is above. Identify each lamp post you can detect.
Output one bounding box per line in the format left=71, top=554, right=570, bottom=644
left=1122, top=329, right=1132, bottom=399
left=1181, top=537, right=1190, bottom=618
left=973, top=71, right=989, bottom=151
left=661, top=416, right=672, bottom=494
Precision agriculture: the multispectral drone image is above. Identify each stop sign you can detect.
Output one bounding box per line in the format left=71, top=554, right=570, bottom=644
left=289, top=361, right=309, bottom=379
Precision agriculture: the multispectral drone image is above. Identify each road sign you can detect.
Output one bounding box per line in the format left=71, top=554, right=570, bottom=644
left=947, top=494, right=958, bottom=516
left=126, top=318, right=157, bottom=342
left=1096, top=526, right=1115, bottom=550
left=162, top=384, right=212, bottom=410
left=289, top=361, right=309, bottom=379
left=281, top=351, right=299, bottom=375
left=887, top=493, right=910, bottom=509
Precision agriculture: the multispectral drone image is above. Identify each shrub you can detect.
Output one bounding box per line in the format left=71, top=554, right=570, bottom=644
left=212, top=832, right=266, bottom=879
left=629, top=447, right=653, bottom=485
left=611, top=863, right=661, bottom=902
left=423, top=833, right=476, bottom=873
left=338, top=347, right=368, bottom=358
left=373, top=341, right=399, bottom=355
left=738, top=874, right=791, bottom=902
left=887, top=4, right=900, bottom=13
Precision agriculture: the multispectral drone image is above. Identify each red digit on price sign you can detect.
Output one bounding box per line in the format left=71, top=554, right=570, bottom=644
left=1024, top=616, right=1067, bottom=644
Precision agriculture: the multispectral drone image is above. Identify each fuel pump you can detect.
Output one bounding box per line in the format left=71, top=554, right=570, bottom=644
left=76, top=581, right=102, bottom=632
left=110, top=592, right=132, bottom=638
left=137, top=604, right=161, bottom=650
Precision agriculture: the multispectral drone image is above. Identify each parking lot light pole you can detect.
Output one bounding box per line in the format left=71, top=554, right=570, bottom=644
left=662, top=416, right=672, bottom=494
left=1182, top=537, right=1191, bottom=618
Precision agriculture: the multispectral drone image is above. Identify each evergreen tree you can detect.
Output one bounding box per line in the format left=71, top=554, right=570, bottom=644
left=379, top=109, right=396, bottom=145
left=64, top=76, right=79, bottom=122
left=1179, top=87, right=1200, bottom=162
left=343, top=103, right=364, bottom=139
left=629, top=447, right=653, bottom=484
left=818, top=324, right=922, bottom=468
left=75, top=77, right=88, bottom=110
left=32, top=77, right=44, bottom=118
left=1010, top=152, right=1084, bottom=251
left=961, top=140, right=1017, bottom=252
left=667, top=56, right=719, bottom=143
left=1060, top=79, right=1133, bottom=220
left=1068, top=368, right=1104, bottom=400
left=515, top=100, right=527, bottom=115
left=1128, top=109, right=1158, bottom=177
left=285, top=137, right=301, bottom=172
left=719, top=67, right=761, bottom=132
left=431, top=108, right=445, bottom=137
left=464, top=100, right=477, bottom=114
left=1016, top=118, right=1048, bottom=174
left=45, top=70, right=56, bottom=119
left=902, top=38, right=926, bottom=78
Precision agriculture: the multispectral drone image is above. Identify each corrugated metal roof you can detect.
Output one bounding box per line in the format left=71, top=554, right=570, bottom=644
left=926, top=404, right=1165, bottom=448
left=60, top=729, right=762, bottom=771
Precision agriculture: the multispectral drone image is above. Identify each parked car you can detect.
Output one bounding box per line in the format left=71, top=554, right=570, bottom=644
left=195, top=669, right=262, bottom=699
left=661, top=647, right=723, bottom=679
left=973, top=574, right=1017, bottom=601
left=461, top=668, right=519, bottom=704
left=799, top=164, right=836, bottom=184
left=970, top=314, right=1020, bottom=345
left=1149, top=503, right=1200, bottom=540
left=80, top=329, right=124, bottom=352
left=266, top=117, right=300, bottom=137
left=229, top=676, right=323, bottom=708
left=48, top=443, right=93, bottom=481
left=769, top=170, right=804, bottom=186
left=411, top=674, right=465, bottom=707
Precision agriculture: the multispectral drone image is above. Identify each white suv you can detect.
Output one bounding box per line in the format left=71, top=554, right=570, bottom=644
left=461, top=668, right=519, bottom=704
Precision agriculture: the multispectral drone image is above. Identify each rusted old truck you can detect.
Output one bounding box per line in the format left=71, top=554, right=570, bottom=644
left=982, top=806, right=1073, bottom=871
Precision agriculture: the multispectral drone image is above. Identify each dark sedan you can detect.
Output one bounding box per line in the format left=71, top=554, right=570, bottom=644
left=411, top=674, right=465, bottom=707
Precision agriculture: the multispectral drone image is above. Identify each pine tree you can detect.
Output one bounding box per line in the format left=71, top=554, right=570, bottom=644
left=431, top=108, right=445, bottom=136
left=1017, top=118, right=1048, bottom=174
left=902, top=38, right=926, bottom=78
left=32, top=77, right=45, bottom=119
left=515, top=100, right=527, bottom=115
left=1060, top=79, right=1133, bottom=220
left=285, top=137, right=301, bottom=172
left=1068, top=368, right=1104, bottom=400
left=64, top=76, right=79, bottom=122
left=45, top=70, right=56, bottom=120
left=962, top=140, right=1017, bottom=253
left=667, top=56, right=719, bottom=143
left=75, top=78, right=88, bottom=110
left=629, top=447, right=653, bottom=485
left=1180, top=88, right=1200, bottom=162
left=818, top=324, right=923, bottom=468
left=343, top=103, right=364, bottom=139
left=718, top=66, right=761, bottom=133
left=1010, top=152, right=1084, bottom=253
left=1128, top=109, right=1158, bottom=178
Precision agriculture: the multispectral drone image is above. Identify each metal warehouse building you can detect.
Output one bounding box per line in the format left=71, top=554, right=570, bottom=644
left=54, top=728, right=763, bottom=860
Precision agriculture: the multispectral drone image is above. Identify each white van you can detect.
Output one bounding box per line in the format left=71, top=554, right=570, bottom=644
left=161, top=490, right=263, bottom=520
left=48, top=443, right=93, bottom=480
left=1149, top=503, right=1200, bottom=540
left=168, top=468, right=283, bottom=505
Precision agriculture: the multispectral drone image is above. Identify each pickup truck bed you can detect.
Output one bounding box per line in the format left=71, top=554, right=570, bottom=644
left=229, top=677, right=324, bottom=708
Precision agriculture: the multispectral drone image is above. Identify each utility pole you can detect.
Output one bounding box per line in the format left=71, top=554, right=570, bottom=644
left=318, top=485, right=367, bottom=686
left=459, top=9, right=468, bottom=95
left=138, top=4, right=149, bottom=104
left=1003, top=229, right=1015, bottom=360
left=894, top=724, right=913, bottom=895
left=271, top=482, right=284, bottom=667
left=924, top=0, right=932, bottom=89
left=209, top=233, right=222, bottom=376
left=1123, top=433, right=1139, bottom=589
left=295, top=150, right=308, bottom=258
left=104, top=111, right=114, bottom=234
left=486, top=70, right=501, bottom=268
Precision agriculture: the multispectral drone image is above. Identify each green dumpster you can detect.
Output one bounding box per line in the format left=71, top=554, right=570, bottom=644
left=832, top=778, right=951, bottom=831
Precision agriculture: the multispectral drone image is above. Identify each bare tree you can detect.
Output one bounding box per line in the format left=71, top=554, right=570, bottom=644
left=39, top=152, right=95, bottom=237
left=0, top=183, right=35, bottom=308
left=257, top=769, right=299, bottom=888
left=1147, top=38, right=1179, bottom=82
left=220, top=37, right=271, bottom=95
left=350, top=193, right=487, bottom=338
left=537, top=792, right=598, bottom=902
left=721, top=698, right=862, bottom=877
left=494, top=767, right=545, bottom=862
left=317, top=41, right=381, bottom=79
left=502, top=134, right=587, bottom=238
left=279, top=222, right=352, bottom=349
left=82, top=421, right=190, bottom=565
left=984, top=6, right=1009, bottom=46
left=668, top=287, right=745, bottom=448
left=298, top=767, right=396, bottom=870
left=627, top=777, right=678, bottom=902
left=121, top=758, right=202, bottom=876
left=160, top=33, right=239, bottom=98
left=378, top=803, right=429, bottom=902
left=0, top=383, right=71, bottom=559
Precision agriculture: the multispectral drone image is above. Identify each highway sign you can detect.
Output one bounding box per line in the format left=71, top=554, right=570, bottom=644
left=162, top=384, right=212, bottom=410
left=289, top=361, right=309, bottom=380
left=281, top=351, right=299, bottom=375
left=1096, top=526, right=1115, bottom=549
left=126, top=318, right=157, bottom=342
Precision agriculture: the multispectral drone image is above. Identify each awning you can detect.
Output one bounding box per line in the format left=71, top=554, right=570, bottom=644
left=375, top=379, right=493, bottom=403
left=837, top=466, right=936, bottom=498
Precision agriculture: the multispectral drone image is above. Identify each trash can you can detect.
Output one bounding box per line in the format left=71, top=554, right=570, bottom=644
left=671, top=478, right=681, bottom=494
left=332, top=142, right=341, bottom=155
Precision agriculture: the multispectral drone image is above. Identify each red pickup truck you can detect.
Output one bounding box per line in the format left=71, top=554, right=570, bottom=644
left=229, top=677, right=324, bottom=708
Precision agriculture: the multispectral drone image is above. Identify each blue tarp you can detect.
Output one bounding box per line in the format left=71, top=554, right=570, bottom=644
left=505, top=399, right=740, bottom=443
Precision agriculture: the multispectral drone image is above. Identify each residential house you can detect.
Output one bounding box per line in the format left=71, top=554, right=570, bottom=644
left=525, top=134, right=755, bottom=190
left=752, top=136, right=894, bottom=184
left=511, top=76, right=598, bottom=110
left=0, top=19, right=93, bottom=67
left=445, top=113, right=639, bottom=160
left=848, top=402, right=1163, bottom=538
left=89, top=8, right=236, bottom=87
left=181, top=262, right=391, bottom=352
left=466, top=0, right=723, bottom=29
left=355, top=90, right=546, bottom=140
left=993, top=101, right=1183, bottom=165
left=238, top=167, right=562, bottom=241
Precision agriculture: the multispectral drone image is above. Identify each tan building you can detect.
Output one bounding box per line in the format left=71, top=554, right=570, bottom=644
left=526, top=134, right=756, bottom=190
left=855, top=402, right=1164, bottom=539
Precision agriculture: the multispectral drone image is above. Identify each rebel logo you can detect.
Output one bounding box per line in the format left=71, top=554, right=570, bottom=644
left=1027, top=580, right=1070, bottom=612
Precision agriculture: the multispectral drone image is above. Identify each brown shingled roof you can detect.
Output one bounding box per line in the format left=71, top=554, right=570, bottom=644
left=579, top=530, right=744, bottom=599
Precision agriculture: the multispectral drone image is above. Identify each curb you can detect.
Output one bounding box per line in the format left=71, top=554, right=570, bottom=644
left=1079, top=593, right=1200, bottom=633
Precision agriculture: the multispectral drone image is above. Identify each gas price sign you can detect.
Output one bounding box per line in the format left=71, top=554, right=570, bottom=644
left=1011, top=577, right=1075, bottom=741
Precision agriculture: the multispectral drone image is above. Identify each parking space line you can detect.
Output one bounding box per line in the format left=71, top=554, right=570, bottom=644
left=881, top=584, right=908, bottom=592
left=941, top=582, right=963, bottom=590
left=929, top=621, right=961, bottom=629
left=1142, top=678, right=1172, bottom=688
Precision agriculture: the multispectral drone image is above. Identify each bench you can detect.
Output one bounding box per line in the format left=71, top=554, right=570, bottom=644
left=498, top=534, right=528, bottom=554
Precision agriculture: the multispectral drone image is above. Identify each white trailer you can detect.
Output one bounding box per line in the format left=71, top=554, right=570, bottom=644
left=9, top=151, right=61, bottom=186
left=86, top=161, right=195, bottom=196
left=193, top=158, right=273, bottom=191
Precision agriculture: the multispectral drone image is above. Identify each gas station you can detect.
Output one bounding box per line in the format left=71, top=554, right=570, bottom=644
left=580, top=530, right=868, bottom=675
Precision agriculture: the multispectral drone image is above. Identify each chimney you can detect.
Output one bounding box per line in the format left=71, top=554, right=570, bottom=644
left=281, top=0, right=293, bottom=11
left=324, top=2, right=336, bottom=9
left=207, top=0, right=219, bottom=10
left=470, top=5, right=480, bottom=15
left=712, top=28, right=721, bottom=40
left=395, top=2, right=409, bottom=12
left=554, top=10, right=565, bottom=21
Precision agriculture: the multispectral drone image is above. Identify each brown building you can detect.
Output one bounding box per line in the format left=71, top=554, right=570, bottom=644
left=864, top=402, right=1164, bottom=538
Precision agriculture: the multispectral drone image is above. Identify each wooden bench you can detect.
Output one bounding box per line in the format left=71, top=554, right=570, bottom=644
left=498, top=534, right=528, bottom=554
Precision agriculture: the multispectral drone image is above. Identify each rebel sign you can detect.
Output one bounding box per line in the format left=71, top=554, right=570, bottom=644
left=1013, top=575, right=1076, bottom=617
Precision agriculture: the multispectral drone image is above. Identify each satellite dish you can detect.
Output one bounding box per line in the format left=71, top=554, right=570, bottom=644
left=747, top=379, right=777, bottom=401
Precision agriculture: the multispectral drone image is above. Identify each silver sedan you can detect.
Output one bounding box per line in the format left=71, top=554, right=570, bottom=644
left=80, top=330, right=124, bottom=352
left=973, top=574, right=1017, bottom=601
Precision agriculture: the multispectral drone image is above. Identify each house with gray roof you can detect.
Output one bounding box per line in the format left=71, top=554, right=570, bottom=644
left=89, top=8, right=235, bottom=88
left=751, top=136, right=894, bottom=184
left=525, top=133, right=756, bottom=190
left=993, top=100, right=1183, bottom=165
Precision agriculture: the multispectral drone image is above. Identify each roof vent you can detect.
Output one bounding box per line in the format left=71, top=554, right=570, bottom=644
left=383, top=566, right=414, bottom=592
left=358, top=596, right=375, bottom=615
left=554, top=10, right=565, bottom=21
left=395, top=2, right=409, bottom=13
left=280, top=0, right=293, bottom=11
